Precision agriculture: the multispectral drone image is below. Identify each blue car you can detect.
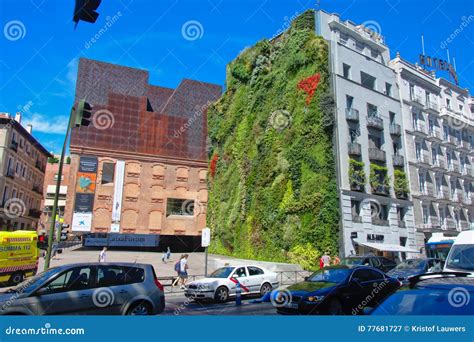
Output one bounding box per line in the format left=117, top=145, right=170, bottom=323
left=371, top=272, right=474, bottom=315
left=276, top=265, right=401, bottom=315
left=387, top=258, right=444, bottom=285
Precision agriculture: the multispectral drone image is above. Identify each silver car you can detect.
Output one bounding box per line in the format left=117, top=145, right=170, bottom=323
left=0, top=262, right=165, bottom=315
left=185, top=265, right=280, bottom=302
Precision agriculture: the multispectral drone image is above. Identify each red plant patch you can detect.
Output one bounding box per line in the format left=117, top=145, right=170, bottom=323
left=210, top=153, right=219, bottom=178
left=297, top=73, right=321, bottom=105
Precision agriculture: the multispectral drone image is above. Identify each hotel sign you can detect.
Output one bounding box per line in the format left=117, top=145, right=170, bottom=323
left=419, top=54, right=458, bottom=85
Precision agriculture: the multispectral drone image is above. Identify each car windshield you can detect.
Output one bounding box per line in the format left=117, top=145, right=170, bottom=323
left=341, top=258, right=364, bottom=266
left=7, top=268, right=59, bottom=294
left=307, top=268, right=351, bottom=283
left=209, top=267, right=234, bottom=278
left=394, top=259, right=426, bottom=270
left=371, top=289, right=474, bottom=315
left=446, top=245, right=474, bottom=271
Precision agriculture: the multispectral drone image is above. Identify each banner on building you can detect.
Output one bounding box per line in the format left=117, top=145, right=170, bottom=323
left=84, top=233, right=160, bottom=247
left=111, top=160, right=125, bottom=227
left=72, top=212, right=93, bottom=232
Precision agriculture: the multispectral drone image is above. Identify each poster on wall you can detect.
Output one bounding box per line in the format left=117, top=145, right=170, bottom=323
left=72, top=212, right=93, bottom=232
left=111, top=160, right=125, bottom=224
left=74, top=156, right=98, bottom=213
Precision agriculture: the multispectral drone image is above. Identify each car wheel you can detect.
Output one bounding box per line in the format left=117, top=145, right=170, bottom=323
left=260, top=282, right=272, bottom=296
left=9, top=272, right=24, bottom=286
left=327, top=298, right=343, bottom=315
left=126, top=302, right=153, bottom=316
left=214, top=286, right=229, bottom=303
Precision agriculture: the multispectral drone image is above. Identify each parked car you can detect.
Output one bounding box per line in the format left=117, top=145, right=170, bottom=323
left=340, top=255, right=397, bottom=272
left=444, top=231, right=474, bottom=275
left=387, top=258, right=444, bottom=285
left=276, top=265, right=401, bottom=315
left=184, top=265, right=279, bottom=302
left=0, top=262, right=165, bottom=315
left=370, top=272, right=474, bottom=315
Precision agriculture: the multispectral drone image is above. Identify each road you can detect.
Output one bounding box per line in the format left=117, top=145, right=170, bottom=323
left=164, top=293, right=278, bottom=315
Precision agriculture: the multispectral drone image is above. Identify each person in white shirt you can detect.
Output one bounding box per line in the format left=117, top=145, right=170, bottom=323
left=99, top=247, right=107, bottom=263
left=179, top=254, right=189, bottom=289
left=321, top=252, right=331, bottom=268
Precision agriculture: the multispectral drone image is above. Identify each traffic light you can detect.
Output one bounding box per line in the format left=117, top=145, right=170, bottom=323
left=73, top=0, right=102, bottom=28
left=74, top=99, right=93, bottom=127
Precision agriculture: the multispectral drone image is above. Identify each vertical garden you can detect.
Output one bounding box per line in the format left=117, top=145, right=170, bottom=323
left=206, top=10, right=339, bottom=270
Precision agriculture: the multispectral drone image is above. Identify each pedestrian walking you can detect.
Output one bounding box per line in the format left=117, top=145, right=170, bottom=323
left=319, top=257, right=324, bottom=269
left=321, top=251, right=331, bottom=268
left=179, top=254, right=189, bottom=289
left=51, top=240, right=59, bottom=260
left=166, top=246, right=171, bottom=261
left=161, top=250, right=167, bottom=263
left=98, top=247, right=107, bottom=263
left=172, top=254, right=184, bottom=287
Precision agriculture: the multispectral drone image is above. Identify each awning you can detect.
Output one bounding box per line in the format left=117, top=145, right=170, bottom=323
left=354, top=239, right=420, bottom=253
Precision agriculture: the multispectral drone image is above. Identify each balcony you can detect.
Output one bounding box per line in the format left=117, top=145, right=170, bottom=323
left=5, top=168, right=15, bottom=179
left=372, top=217, right=389, bottom=226
left=28, top=209, right=42, bottom=219
left=464, top=197, right=473, bottom=205
left=437, top=192, right=450, bottom=201
left=431, top=159, right=445, bottom=171
left=415, top=154, right=430, bottom=166
left=9, top=141, right=18, bottom=152
left=372, top=185, right=390, bottom=196
left=368, top=148, right=386, bottom=162
left=447, top=163, right=460, bottom=175
left=32, top=184, right=42, bottom=194
left=348, top=142, right=362, bottom=156
left=366, top=115, right=383, bottom=130
left=35, top=160, right=44, bottom=172
left=389, top=123, right=401, bottom=136
left=460, top=140, right=471, bottom=151
left=412, top=123, right=427, bottom=136
left=345, top=108, right=359, bottom=122
left=426, top=101, right=439, bottom=113
left=398, top=220, right=406, bottom=228
left=352, top=215, right=362, bottom=223
left=443, top=218, right=457, bottom=230
left=427, top=130, right=442, bottom=141
left=408, top=94, right=424, bottom=108
left=461, top=165, right=472, bottom=177
left=393, top=155, right=405, bottom=167
left=418, top=186, right=435, bottom=199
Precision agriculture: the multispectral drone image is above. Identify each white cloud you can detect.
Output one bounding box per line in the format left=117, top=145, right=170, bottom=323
left=22, top=113, right=69, bottom=135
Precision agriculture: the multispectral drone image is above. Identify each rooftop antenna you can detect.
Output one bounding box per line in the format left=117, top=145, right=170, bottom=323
left=421, top=34, right=425, bottom=55
left=453, top=57, right=457, bottom=71
left=446, top=49, right=451, bottom=63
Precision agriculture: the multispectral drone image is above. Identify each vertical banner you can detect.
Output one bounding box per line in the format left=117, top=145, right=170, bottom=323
left=72, top=156, right=98, bottom=232
left=111, top=160, right=125, bottom=233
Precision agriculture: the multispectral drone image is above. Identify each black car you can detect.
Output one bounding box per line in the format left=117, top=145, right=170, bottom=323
left=387, top=258, right=444, bottom=285
left=341, top=256, right=397, bottom=272
left=370, top=272, right=474, bottom=315
left=276, top=265, right=401, bottom=315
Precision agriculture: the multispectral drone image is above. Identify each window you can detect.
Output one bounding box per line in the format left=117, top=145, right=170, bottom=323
left=419, top=172, right=425, bottom=192
left=166, top=198, right=194, bottom=216
left=459, top=104, right=463, bottom=112
left=425, top=91, right=430, bottom=105
left=54, top=174, right=64, bottom=181
left=101, top=162, right=115, bottom=184
left=385, top=83, right=392, bottom=96
left=428, top=118, right=434, bottom=134
left=353, top=268, right=383, bottom=282
left=343, top=63, right=351, bottom=79
left=232, top=267, right=247, bottom=278
left=360, top=71, right=376, bottom=90
left=96, top=266, right=144, bottom=286
left=415, top=142, right=422, bottom=161
left=247, top=266, right=264, bottom=276
left=431, top=147, right=437, bottom=163
left=422, top=205, right=429, bottom=224
left=443, top=125, right=449, bottom=140
left=355, top=41, right=364, bottom=51
left=409, top=84, right=415, bottom=100
left=397, top=207, right=406, bottom=221
left=2, top=186, right=9, bottom=206
left=367, top=103, right=378, bottom=117
left=346, top=95, right=354, bottom=109
left=42, top=267, right=92, bottom=294
left=446, top=98, right=451, bottom=109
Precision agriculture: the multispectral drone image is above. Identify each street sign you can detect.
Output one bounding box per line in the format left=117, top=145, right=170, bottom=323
left=201, top=227, right=211, bottom=247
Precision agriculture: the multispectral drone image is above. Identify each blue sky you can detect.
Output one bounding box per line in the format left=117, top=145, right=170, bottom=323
left=0, top=0, right=473, bottom=153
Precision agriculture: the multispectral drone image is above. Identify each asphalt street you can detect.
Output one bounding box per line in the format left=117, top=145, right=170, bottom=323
left=164, top=293, right=278, bottom=315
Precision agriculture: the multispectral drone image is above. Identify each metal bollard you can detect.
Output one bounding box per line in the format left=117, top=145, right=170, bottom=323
left=235, top=282, right=242, bottom=306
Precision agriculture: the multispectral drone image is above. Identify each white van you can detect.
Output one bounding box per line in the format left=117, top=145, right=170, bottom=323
left=444, top=230, right=474, bottom=275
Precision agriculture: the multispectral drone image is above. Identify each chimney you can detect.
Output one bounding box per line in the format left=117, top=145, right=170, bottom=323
left=14, top=112, right=21, bottom=123
left=26, top=124, right=33, bottom=134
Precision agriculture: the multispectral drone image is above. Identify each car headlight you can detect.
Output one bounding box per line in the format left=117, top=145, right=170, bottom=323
left=306, top=295, right=325, bottom=302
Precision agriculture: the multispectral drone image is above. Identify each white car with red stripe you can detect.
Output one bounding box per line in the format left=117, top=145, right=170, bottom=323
left=184, top=265, right=279, bottom=302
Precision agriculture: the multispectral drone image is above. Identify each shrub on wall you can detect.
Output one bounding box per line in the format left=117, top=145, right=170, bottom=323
left=206, top=10, right=339, bottom=270
left=394, top=169, right=409, bottom=198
